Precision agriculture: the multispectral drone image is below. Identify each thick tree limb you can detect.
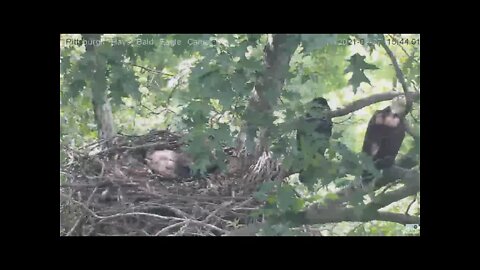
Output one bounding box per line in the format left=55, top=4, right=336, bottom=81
left=367, top=181, right=419, bottom=211
left=304, top=205, right=419, bottom=225
left=329, top=91, right=419, bottom=118
left=226, top=166, right=420, bottom=236
left=237, top=34, right=301, bottom=158
left=83, top=34, right=116, bottom=141
left=331, top=166, right=419, bottom=207
left=374, top=212, right=419, bottom=224
left=308, top=166, right=419, bottom=224
left=227, top=208, right=419, bottom=236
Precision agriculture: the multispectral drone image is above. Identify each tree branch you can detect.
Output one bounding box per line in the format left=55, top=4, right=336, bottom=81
left=131, top=64, right=175, bottom=77
left=374, top=212, right=420, bottom=224
left=238, top=34, right=301, bottom=158
left=379, top=36, right=413, bottom=113
left=226, top=166, right=420, bottom=235
left=405, top=194, right=417, bottom=215
left=387, top=34, right=419, bottom=64
left=367, top=180, right=419, bottom=211
left=404, top=118, right=420, bottom=140
left=303, top=204, right=420, bottom=225
left=329, top=91, right=419, bottom=118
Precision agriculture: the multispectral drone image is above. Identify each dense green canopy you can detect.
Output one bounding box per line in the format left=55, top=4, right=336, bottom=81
left=60, top=34, right=420, bottom=236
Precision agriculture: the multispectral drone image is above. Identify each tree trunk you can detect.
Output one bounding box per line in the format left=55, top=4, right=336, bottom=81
left=83, top=34, right=116, bottom=142
left=236, top=34, right=301, bottom=184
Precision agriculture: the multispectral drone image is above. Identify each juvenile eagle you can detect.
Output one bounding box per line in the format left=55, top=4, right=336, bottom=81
left=296, top=97, right=333, bottom=185
left=361, top=95, right=407, bottom=184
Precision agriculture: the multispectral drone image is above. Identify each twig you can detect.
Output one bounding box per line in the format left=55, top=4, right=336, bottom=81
left=410, top=109, right=420, bottom=123
left=379, top=181, right=397, bottom=196
left=131, top=64, right=174, bottom=77
left=66, top=187, right=98, bottom=236
left=332, top=113, right=354, bottom=124
left=174, top=222, right=191, bottom=236
left=405, top=194, right=417, bottom=216
left=231, top=207, right=258, bottom=211
left=205, top=201, right=234, bottom=223
left=209, top=112, right=224, bottom=128
left=124, top=141, right=178, bottom=151
left=387, top=34, right=420, bottom=64
left=379, top=36, right=412, bottom=114
left=141, top=104, right=161, bottom=115
left=82, top=159, right=105, bottom=180
left=349, top=223, right=364, bottom=235
left=404, top=119, right=419, bottom=140
left=329, top=91, right=419, bottom=118
left=78, top=139, right=107, bottom=150
left=141, top=105, right=177, bottom=116
left=136, top=203, right=192, bottom=219
left=155, top=221, right=188, bottom=236
left=60, top=194, right=229, bottom=234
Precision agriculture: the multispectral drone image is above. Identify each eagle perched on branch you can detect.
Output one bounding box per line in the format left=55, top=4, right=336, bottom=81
left=296, top=97, right=333, bottom=185
left=361, top=95, right=407, bottom=184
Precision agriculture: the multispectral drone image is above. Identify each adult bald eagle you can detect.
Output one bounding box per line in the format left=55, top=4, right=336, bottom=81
left=361, top=96, right=407, bottom=184
left=297, top=97, right=333, bottom=185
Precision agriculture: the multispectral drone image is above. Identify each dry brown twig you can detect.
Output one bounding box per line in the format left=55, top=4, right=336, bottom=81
left=155, top=220, right=189, bottom=236
left=61, top=193, right=229, bottom=234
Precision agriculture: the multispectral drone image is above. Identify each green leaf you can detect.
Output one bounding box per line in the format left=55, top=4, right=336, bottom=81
left=331, top=141, right=362, bottom=175
left=246, top=34, right=262, bottom=46
left=170, top=34, right=210, bottom=56
left=239, top=57, right=263, bottom=73
left=230, top=72, right=248, bottom=94
left=210, top=124, right=232, bottom=144
left=108, top=65, right=140, bottom=105
left=277, top=185, right=297, bottom=212
left=359, top=152, right=381, bottom=178
left=301, top=74, right=310, bottom=84
left=282, top=90, right=301, bottom=102
left=232, top=41, right=249, bottom=59
left=217, top=88, right=236, bottom=108
left=334, top=178, right=351, bottom=188
left=325, top=192, right=339, bottom=201
left=301, top=34, right=337, bottom=53
left=259, top=181, right=277, bottom=194
left=351, top=193, right=365, bottom=208
left=331, top=131, right=343, bottom=140
left=271, top=223, right=292, bottom=236
left=68, top=78, right=86, bottom=98
left=133, top=34, right=158, bottom=59
left=281, top=155, right=295, bottom=171
left=170, top=35, right=192, bottom=56
left=291, top=198, right=305, bottom=212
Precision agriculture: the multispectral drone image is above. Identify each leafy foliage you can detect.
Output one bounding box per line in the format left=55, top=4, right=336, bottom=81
left=300, top=34, right=338, bottom=54
left=60, top=33, right=420, bottom=236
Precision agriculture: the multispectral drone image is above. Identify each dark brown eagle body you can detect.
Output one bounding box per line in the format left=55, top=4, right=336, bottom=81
left=361, top=106, right=406, bottom=183
left=296, top=97, right=333, bottom=186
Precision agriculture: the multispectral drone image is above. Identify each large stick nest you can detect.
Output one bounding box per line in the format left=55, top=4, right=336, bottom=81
left=60, top=130, right=266, bottom=236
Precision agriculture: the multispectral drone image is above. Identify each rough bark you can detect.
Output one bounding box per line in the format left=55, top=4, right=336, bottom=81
left=83, top=34, right=116, bottom=141
left=236, top=34, right=301, bottom=184
left=236, top=34, right=301, bottom=155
